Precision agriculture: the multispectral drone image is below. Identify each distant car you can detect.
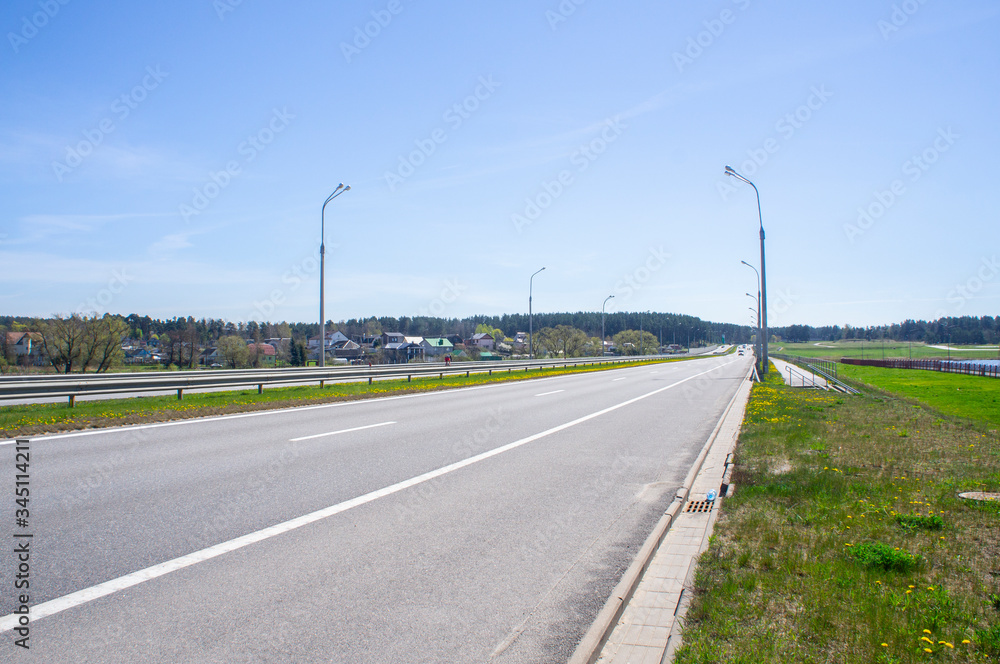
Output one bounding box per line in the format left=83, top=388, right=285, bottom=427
left=210, top=363, right=222, bottom=368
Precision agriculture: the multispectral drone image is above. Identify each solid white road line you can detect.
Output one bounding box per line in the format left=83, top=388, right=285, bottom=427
left=0, top=357, right=740, bottom=633
left=534, top=390, right=565, bottom=397
left=289, top=421, right=396, bottom=442
left=612, top=377, right=626, bottom=382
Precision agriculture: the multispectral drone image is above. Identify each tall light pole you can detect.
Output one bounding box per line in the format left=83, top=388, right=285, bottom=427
left=319, top=183, right=350, bottom=367
left=529, top=267, right=545, bottom=359
left=727, top=166, right=768, bottom=373
left=602, top=294, right=614, bottom=357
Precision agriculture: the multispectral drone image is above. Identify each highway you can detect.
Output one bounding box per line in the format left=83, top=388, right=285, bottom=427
left=0, top=346, right=722, bottom=407
left=1, top=354, right=750, bottom=663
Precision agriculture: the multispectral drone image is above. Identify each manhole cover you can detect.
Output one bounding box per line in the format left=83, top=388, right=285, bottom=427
left=685, top=499, right=715, bottom=513
left=958, top=492, right=1000, bottom=502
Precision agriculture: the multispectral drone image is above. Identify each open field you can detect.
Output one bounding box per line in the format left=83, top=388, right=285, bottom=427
left=674, top=366, right=1000, bottom=663
left=776, top=341, right=1000, bottom=362
left=836, top=364, right=1000, bottom=429
left=0, top=357, right=684, bottom=439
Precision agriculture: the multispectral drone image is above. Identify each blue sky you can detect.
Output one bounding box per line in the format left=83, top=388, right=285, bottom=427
left=1, top=0, right=998, bottom=329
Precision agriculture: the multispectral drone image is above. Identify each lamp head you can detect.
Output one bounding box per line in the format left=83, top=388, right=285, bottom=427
left=343, top=185, right=351, bottom=192
left=725, top=165, right=736, bottom=176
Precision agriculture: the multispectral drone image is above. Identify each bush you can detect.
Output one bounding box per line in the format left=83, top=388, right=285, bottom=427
left=849, top=541, right=920, bottom=573
left=976, top=625, right=1000, bottom=656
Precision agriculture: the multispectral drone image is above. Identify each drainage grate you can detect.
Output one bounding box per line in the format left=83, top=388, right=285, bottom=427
left=685, top=499, right=715, bottom=514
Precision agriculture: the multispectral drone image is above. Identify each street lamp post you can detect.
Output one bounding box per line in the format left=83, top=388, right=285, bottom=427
left=728, top=167, right=768, bottom=374
left=741, top=260, right=761, bottom=366
left=319, top=183, right=350, bottom=368
left=529, top=267, right=545, bottom=359
left=746, top=292, right=760, bottom=360
left=602, top=295, right=614, bottom=357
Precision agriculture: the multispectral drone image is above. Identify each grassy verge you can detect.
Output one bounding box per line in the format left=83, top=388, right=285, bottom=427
left=674, top=366, right=1000, bottom=663
left=0, top=357, right=685, bottom=439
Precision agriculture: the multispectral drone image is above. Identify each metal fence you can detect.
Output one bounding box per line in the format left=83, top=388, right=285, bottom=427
left=840, top=357, right=1000, bottom=378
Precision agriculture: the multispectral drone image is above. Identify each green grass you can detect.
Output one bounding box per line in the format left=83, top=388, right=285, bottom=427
left=776, top=340, right=1000, bottom=362
left=673, top=366, right=1000, bottom=663
left=0, top=357, right=686, bottom=438
left=836, top=363, right=1000, bottom=428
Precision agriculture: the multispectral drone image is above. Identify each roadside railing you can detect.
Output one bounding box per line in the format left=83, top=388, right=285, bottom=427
left=841, top=357, right=1000, bottom=379
left=770, top=353, right=860, bottom=394
left=0, top=355, right=679, bottom=407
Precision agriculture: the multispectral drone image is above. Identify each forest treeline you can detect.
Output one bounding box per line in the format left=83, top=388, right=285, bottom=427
left=2, top=312, right=998, bottom=350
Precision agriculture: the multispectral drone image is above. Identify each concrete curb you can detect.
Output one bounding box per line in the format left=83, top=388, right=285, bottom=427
left=567, top=367, right=754, bottom=664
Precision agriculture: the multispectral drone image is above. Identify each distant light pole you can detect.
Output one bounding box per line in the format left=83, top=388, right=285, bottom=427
left=319, top=183, right=350, bottom=368
left=529, top=267, right=545, bottom=359
left=746, top=292, right=760, bottom=358
left=728, top=167, right=767, bottom=373
left=741, top=260, right=761, bottom=364
left=602, top=294, right=614, bottom=357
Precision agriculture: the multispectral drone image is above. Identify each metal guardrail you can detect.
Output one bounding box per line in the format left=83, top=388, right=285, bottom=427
left=770, top=353, right=859, bottom=394
left=0, top=356, right=673, bottom=406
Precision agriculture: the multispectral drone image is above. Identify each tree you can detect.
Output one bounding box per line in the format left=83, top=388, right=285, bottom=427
left=535, top=325, right=590, bottom=358
left=217, top=335, right=248, bottom=369
left=613, top=330, right=658, bottom=356
left=40, top=315, right=88, bottom=373
left=79, top=314, right=129, bottom=373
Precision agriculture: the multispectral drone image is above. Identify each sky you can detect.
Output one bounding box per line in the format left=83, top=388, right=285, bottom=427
left=1, top=0, right=998, bottom=329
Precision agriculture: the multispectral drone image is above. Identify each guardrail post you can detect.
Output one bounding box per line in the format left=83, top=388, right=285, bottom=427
left=68, top=395, right=75, bottom=408
left=369, top=377, right=373, bottom=385
left=177, top=388, right=183, bottom=400
left=407, top=375, right=411, bottom=382
left=258, top=384, right=263, bottom=394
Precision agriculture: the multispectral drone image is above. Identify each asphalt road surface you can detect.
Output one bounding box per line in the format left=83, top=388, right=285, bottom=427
left=1, top=354, right=750, bottom=663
